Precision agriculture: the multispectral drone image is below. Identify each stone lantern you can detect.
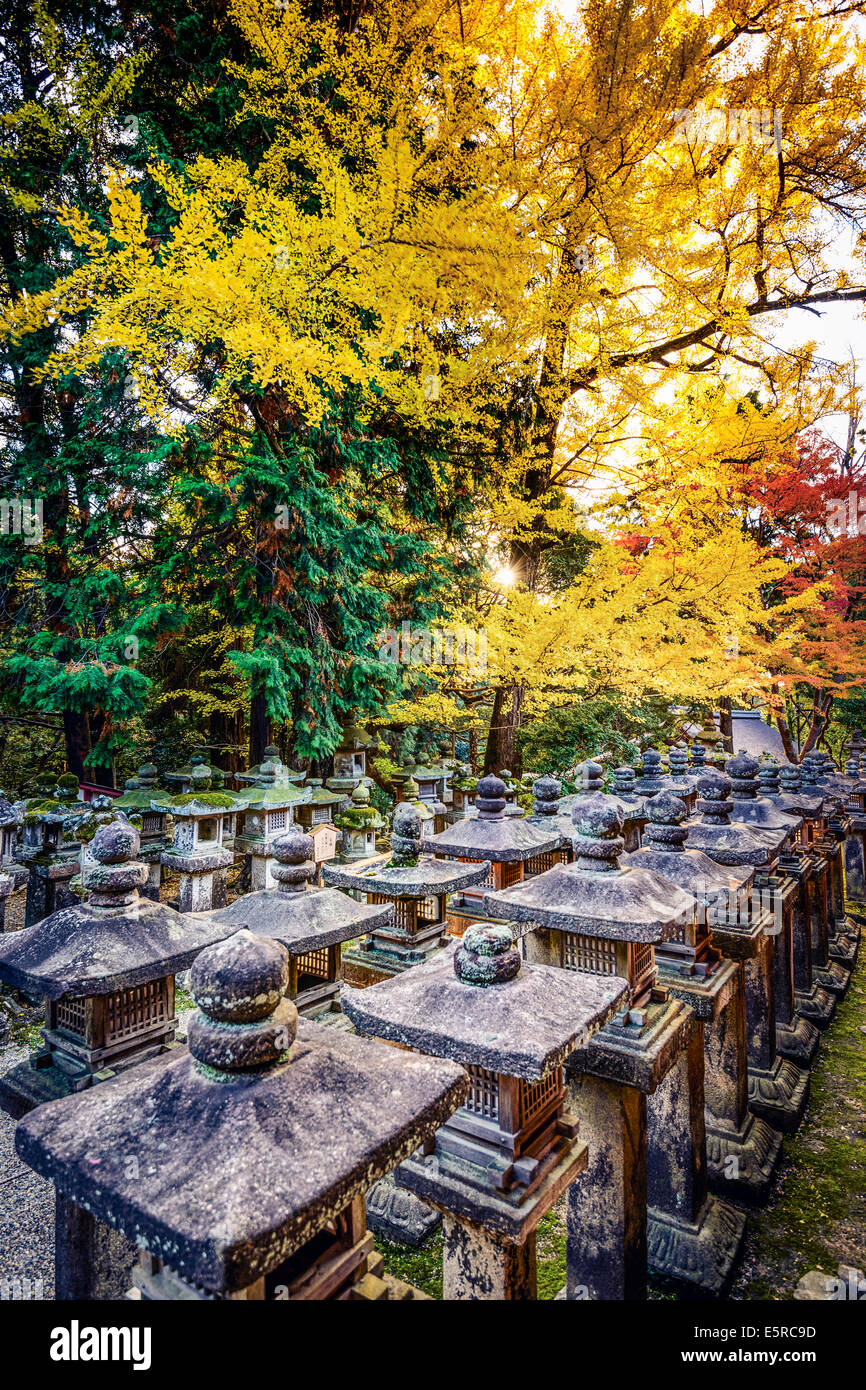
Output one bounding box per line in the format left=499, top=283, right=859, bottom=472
left=841, top=756, right=866, bottom=910
left=295, top=778, right=348, bottom=829
left=0, top=789, right=25, bottom=886
left=15, top=928, right=468, bottom=1302
left=0, top=820, right=227, bottom=1118
left=326, top=724, right=376, bottom=794
left=203, top=826, right=395, bottom=1018
left=624, top=792, right=783, bottom=1203
left=764, top=759, right=855, bottom=988
left=684, top=775, right=812, bottom=1131
left=344, top=923, right=627, bottom=1299
left=231, top=782, right=312, bottom=891
left=153, top=792, right=236, bottom=912
left=324, top=802, right=491, bottom=987
left=484, top=797, right=746, bottom=1297
left=114, top=761, right=168, bottom=902
left=334, top=782, right=384, bottom=861
left=561, top=762, right=647, bottom=851
left=18, top=784, right=89, bottom=928
left=800, top=752, right=858, bottom=974
left=446, top=762, right=478, bottom=823
left=427, top=775, right=561, bottom=936
left=523, top=776, right=575, bottom=877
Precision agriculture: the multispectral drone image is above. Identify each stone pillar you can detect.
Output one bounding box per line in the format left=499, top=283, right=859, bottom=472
left=647, top=1021, right=746, bottom=1295
left=844, top=824, right=866, bottom=904
left=0, top=873, right=12, bottom=931
left=55, top=1192, right=138, bottom=1300
left=144, top=858, right=162, bottom=903
left=648, top=1020, right=708, bottom=1226
left=704, top=961, right=782, bottom=1203
left=566, top=1074, right=647, bottom=1300
left=442, top=1213, right=537, bottom=1301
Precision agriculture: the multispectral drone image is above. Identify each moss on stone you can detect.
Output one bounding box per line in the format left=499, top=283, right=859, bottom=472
left=168, top=792, right=236, bottom=809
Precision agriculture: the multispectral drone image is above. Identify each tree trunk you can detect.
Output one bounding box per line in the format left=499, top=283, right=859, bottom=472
left=718, top=697, right=734, bottom=754
left=249, top=690, right=270, bottom=767
left=484, top=685, right=524, bottom=775
left=63, top=711, right=91, bottom=782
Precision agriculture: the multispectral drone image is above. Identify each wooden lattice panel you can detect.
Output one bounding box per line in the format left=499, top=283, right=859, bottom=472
left=295, top=947, right=330, bottom=980
left=464, top=1065, right=500, bottom=1119
left=518, top=1069, right=561, bottom=1125
left=416, top=895, right=441, bottom=922
left=142, top=813, right=161, bottom=833
left=562, top=932, right=618, bottom=975
left=501, top=862, right=522, bottom=889
left=55, top=995, right=87, bottom=1039
left=105, top=981, right=168, bottom=1045
left=526, top=852, right=556, bottom=876
left=460, top=858, right=494, bottom=887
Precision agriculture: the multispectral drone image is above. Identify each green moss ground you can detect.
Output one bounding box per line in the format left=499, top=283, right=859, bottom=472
left=731, top=923, right=866, bottom=1299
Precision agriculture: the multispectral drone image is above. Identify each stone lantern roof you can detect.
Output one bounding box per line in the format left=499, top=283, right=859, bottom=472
left=163, top=752, right=226, bottom=793
left=344, top=927, right=627, bottom=1082
left=203, top=826, right=394, bottom=951
left=232, top=780, right=311, bottom=815
left=337, top=723, right=378, bottom=751
left=15, top=929, right=467, bottom=1297
left=323, top=802, right=491, bottom=899
left=115, top=761, right=161, bottom=813
left=726, top=754, right=802, bottom=838
left=0, top=820, right=226, bottom=999
left=623, top=791, right=753, bottom=904
left=235, top=744, right=307, bottom=787
left=427, top=775, right=559, bottom=863
left=759, top=759, right=824, bottom=819
left=484, top=795, right=695, bottom=942
left=334, top=781, right=385, bottom=831
left=684, top=776, right=781, bottom=866
left=0, top=790, right=19, bottom=829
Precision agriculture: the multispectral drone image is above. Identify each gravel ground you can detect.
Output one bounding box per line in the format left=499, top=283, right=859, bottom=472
left=0, top=1037, right=55, bottom=1300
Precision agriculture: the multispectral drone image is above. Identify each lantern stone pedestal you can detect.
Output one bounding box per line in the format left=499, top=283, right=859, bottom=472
left=15, top=929, right=468, bottom=1302
left=344, top=926, right=627, bottom=1299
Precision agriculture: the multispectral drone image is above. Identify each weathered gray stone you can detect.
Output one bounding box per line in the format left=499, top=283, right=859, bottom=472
left=16, top=929, right=468, bottom=1297
left=343, top=935, right=626, bottom=1081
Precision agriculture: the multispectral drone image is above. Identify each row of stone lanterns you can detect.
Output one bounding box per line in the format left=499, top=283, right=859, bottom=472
left=0, top=730, right=862, bottom=1300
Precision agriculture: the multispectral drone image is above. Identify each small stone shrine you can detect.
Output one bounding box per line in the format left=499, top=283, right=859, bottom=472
left=0, top=820, right=226, bottom=1117
left=15, top=928, right=468, bottom=1301
left=343, top=923, right=627, bottom=1299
